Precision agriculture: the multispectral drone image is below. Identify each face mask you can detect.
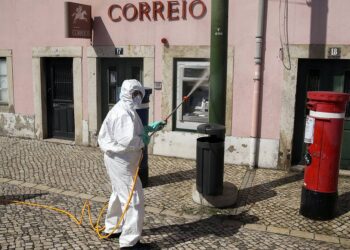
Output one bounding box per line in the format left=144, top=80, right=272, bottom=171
left=133, top=95, right=142, bottom=106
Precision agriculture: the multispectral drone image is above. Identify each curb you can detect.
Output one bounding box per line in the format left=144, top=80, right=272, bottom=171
left=244, top=223, right=350, bottom=248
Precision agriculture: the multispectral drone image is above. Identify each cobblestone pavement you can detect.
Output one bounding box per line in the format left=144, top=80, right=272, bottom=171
left=1, top=136, right=350, bottom=249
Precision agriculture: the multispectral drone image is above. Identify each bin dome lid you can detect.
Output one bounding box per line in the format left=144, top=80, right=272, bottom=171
left=307, top=91, right=350, bottom=103
left=197, top=123, right=225, bottom=136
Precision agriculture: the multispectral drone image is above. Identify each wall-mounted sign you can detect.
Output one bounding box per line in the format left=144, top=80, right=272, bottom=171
left=328, top=47, right=341, bottom=59
left=67, top=2, right=92, bottom=38
left=154, top=81, right=162, bottom=90
left=108, top=0, right=207, bottom=22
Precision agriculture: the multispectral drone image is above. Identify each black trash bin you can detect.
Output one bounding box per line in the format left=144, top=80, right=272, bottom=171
left=196, top=123, right=225, bottom=196
left=136, top=87, right=152, bottom=188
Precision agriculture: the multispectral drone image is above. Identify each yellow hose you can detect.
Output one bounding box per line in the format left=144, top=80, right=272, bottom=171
left=10, top=153, right=142, bottom=239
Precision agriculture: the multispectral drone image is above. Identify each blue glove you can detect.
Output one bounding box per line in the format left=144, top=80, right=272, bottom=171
left=147, top=120, right=166, bottom=132
left=144, top=126, right=153, bottom=133
left=141, top=132, right=150, bottom=146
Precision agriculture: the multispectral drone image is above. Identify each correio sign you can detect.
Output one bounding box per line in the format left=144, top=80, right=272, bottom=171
left=108, top=0, right=207, bottom=22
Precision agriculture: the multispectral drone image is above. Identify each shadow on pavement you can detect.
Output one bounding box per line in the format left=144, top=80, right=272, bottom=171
left=235, top=172, right=304, bottom=209
left=336, top=191, right=350, bottom=217
left=143, top=213, right=259, bottom=248
left=0, top=193, right=48, bottom=206
left=147, top=169, right=195, bottom=188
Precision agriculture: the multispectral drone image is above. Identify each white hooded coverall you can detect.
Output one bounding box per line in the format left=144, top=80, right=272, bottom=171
left=98, top=79, right=145, bottom=248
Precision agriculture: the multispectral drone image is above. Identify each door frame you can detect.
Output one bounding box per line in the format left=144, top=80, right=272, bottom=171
left=87, top=45, right=155, bottom=147
left=45, top=58, right=75, bottom=140
left=291, top=59, right=350, bottom=168
left=279, top=44, right=350, bottom=170
left=32, top=46, right=83, bottom=144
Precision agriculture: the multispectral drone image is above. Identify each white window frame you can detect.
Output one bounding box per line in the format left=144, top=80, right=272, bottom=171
left=0, top=50, right=13, bottom=112
left=0, top=57, right=9, bottom=104
left=175, top=61, right=210, bottom=130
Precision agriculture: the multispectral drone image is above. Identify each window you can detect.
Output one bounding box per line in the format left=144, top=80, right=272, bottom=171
left=175, top=60, right=210, bottom=130
left=108, top=66, right=119, bottom=104
left=0, top=58, right=8, bottom=104
left=107, top=64, right=142, bottom=105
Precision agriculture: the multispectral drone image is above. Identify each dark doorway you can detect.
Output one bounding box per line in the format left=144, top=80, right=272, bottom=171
left=46, top=58, right=75, bottom=140
left=100, top=58, right=143, bottom=120
left=292, top=59, right=350, bottom=169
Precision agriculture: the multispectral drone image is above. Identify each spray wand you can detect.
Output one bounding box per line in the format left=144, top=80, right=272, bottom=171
left=149, top=95, right=190, bottom=137
left=164, top=95, right=190, bottom=122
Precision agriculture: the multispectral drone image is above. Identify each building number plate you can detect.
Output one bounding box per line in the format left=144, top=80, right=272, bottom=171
left=115, top=48, right=124, bottom=56
left=328, top=47, right=341, bottom=58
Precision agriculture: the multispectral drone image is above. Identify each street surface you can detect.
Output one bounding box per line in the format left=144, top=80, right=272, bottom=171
left=1, top=136, right=349, bottom=249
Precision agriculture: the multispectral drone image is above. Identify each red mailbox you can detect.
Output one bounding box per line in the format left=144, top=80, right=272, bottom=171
left=300, top=91, right=350, bottom=220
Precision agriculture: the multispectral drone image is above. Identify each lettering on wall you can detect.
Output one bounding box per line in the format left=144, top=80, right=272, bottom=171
left=108, top=0, right=207, bottom=22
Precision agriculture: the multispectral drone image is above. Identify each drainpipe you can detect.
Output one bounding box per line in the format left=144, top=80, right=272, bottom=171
left=249, top=0, right=266, bottom=169
left=209, top=0, right=229, bottom=125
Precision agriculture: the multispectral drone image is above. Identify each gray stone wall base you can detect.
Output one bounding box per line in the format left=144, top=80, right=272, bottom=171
left=0, top=113, right=35, bottom=138
left=192, top=182, right=238, bottom=208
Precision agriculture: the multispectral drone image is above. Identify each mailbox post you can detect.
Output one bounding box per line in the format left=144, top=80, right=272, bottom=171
left=300, top=91, right=350, bottom=220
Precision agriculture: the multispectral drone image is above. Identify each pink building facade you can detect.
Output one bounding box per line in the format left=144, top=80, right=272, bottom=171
left=0, top=0, right=349, bottom=170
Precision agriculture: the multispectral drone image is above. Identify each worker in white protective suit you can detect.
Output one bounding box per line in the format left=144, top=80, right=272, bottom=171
left=98, top=79, right=165, bottom=249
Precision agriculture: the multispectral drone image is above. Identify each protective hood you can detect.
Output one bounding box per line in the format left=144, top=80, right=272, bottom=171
left=119, top=79, right=145, bottom=109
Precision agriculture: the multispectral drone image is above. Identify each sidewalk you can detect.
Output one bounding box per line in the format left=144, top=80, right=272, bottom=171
left=0, top=136, right=349, bottom=249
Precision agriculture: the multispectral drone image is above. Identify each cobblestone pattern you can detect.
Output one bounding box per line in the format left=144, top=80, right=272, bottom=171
left=240, top=169, right=350, bottom=238
left=1, top=136, right=350, bottom=242
left=0, top=137, right=110, bottom=197
left=146, top=156, right=247, bottom=215
left=144, top=212, right=344, bottom=250
left=0, top=184, right=118, bottom=249
left=1, top=183, right=345, bottom=249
